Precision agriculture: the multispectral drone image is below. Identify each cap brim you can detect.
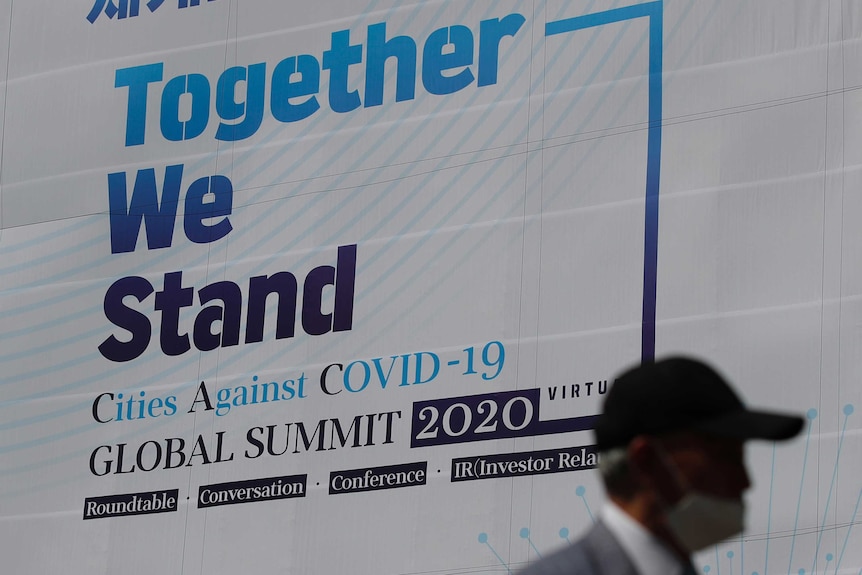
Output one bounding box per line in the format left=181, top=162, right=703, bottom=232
left=694, top=408, right=805, bottom=441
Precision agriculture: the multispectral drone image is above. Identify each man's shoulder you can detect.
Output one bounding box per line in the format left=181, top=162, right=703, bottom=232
left=515, top=536, right=593, bottom=575
left=515, top=522, right=637, bottom=575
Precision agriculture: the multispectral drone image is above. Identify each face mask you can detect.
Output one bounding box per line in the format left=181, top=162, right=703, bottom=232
left=654, top=444, right=746, bottom=552
left=665, top=492, right=745, bottom=552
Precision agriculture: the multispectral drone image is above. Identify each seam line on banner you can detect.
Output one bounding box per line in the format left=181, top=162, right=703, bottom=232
left=0, top=0, right=13, bottom=241
left=4, top=83, right=854, bottom=232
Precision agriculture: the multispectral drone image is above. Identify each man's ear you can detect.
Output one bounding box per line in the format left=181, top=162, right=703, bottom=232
left=627, top=435, right=658, bottom=475
left=627, top=436, right=684, bottom=505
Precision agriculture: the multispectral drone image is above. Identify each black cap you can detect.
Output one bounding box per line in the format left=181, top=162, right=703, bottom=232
left=594, top=357, right=805, bottom=450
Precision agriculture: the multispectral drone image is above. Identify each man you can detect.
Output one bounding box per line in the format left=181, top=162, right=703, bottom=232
left=517, top=356, right=804, bottom=575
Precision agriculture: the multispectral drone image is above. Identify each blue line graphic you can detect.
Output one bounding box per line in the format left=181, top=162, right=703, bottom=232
left=478, top=533, right=513, bottom=574
left=520, top=528, right=544, bottom=559
left=545, top=1, right=662, bottom=361
left=787, top=409, right=817, bottom=573
left=834, top=477, right=862, bottom=572
left=811, top=405, right=853, bottom=574
left=575, top=485, right=595, bottom=524
left=765, top=441, right=777, bottom=575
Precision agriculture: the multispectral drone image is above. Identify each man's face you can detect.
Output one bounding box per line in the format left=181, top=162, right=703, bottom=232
left=621, top=431, right=752, bottom=553
left=656, top=432, right=750, bottom=502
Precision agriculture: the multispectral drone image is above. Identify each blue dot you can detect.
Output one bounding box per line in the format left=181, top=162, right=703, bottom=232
left=559, top=527, right=569, bottom=538
left=826, top=554, right=834, bottom=562
left=844, top=404, right=854, bottom=416
left=478, top=533, right=488, bottom=544
left=727, top=551, right=734, bottom=559
left=799, top=569, right=806, bottom=575
left=752, top=572, right=760, bottom=575
left=575, top=486, right=586, bottom=496
left=807, top=409, right=817, bottom=420
left=520, top=528, right=530, bottom=539
left=703, top=566, right=711, bottom=573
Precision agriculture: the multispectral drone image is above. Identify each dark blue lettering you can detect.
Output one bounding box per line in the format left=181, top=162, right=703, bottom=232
left=333, top=243, right=356, bottom=332
left=301, top=243, right=357, bottom=335
left=193, top=281, right=242, bottom=351
left=154, top=271, right=194, bottom=356
left=245, top=272, right=298, bottom=343
left=99, top=276, right=154, bottom=362
left=107, top=164, right=184, bottom=254
left=183, top=175, right=233, bottom=244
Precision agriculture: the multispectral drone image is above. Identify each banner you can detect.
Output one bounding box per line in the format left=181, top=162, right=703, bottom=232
left=1, top=1, right=860, bottom=574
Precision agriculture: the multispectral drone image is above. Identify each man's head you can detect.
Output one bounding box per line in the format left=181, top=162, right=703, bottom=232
left=595, top=357, right=804, bottom=554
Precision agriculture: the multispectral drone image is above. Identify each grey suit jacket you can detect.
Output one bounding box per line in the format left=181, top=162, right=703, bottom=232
left=515, top=522, right=639, bottom=575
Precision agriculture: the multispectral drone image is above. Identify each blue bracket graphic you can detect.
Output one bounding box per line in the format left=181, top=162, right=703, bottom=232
left=545, top=1, right=663, bottom=361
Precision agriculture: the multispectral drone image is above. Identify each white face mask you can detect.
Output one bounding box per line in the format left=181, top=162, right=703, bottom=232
left=654, top=444, right=746, bottom=552
left=665, top=492, right=745, bottom=552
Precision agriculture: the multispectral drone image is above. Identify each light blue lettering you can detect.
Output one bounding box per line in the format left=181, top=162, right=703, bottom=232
left=160, top=74, right=210, bottom=141
left=115, top=62, right=164, bottom=146
left=215, top=63, right=266, bottom=141
left=271, top=55, right=321, bottom=123
left=322, top=29, right=363, bottom=113
left=114, top=14, right=525, bottom=145
left=478, top=14, right=526, bottom=86
left=422, top=25, right=474, bottom=95
left=364, top=22, right=417, bottom=107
